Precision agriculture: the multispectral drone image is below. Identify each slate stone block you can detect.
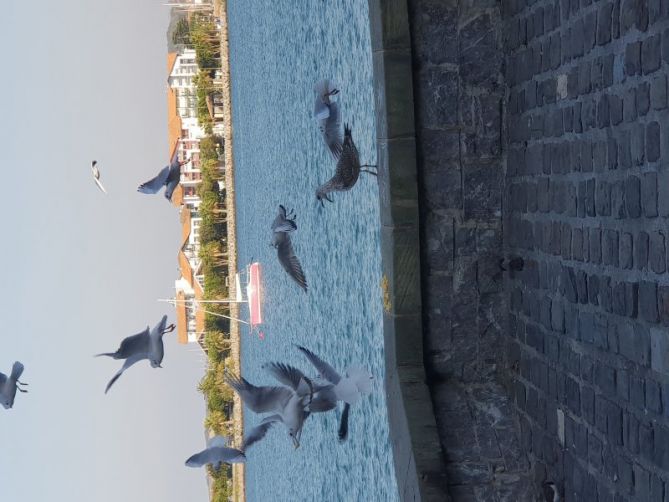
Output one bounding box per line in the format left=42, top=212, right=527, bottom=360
left=642, top=33, right=662, bottom=74
left=609, top=93, right=623, bottom=124
left=631, top=124, right=645, bottom=165
left=649, top=231, right=666, bottom=273
left=636, top=231, right=649, bottom=269
left=589, top=227, right=602, bottom=263
left=620, top=231, right=633, bottom=269
left=642, top=171, right=658, bottom=216
left=646, top=121, right=661, bottom=162
left=640, top=281, right=659, bottom=322
left=625, top=40, right=642, bottom=76
left=646, top=378, right=662, bottom=413
left=624, top=87, right=637, bottom=122
left=597, top=3, right=613, bottom=45
left=650, top=74, right=668, bottom=110
left=659, top=286, right=669, bottom=326
left=625, top=175, right=641, bottom=217
left=603, top=229, right=619, bottom=266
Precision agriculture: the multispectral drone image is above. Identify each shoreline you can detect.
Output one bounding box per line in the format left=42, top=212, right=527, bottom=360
left=213, top=0, right=245, bottom=500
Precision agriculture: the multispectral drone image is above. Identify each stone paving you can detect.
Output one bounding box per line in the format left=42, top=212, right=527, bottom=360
left=369, top=0, right=669, bottom=499
left=504, top=0, right=669, bottom=499
left=407, top=0, right=538, bottom=500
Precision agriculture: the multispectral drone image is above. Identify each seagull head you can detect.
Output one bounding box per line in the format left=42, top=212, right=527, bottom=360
left=2, top=398, right=13, bottom=409
left=315, top=189, right=333, bottom=207
left=150, top=360, right=163, bottom=369
left=289, top=430, right=300, bottom=449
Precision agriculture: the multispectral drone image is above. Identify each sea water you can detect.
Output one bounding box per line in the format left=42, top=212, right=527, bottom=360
left=227, top=1, right=399, bottom=500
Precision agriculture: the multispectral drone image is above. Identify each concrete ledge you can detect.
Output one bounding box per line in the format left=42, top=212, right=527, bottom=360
left=369, top=1, right=450, bottom=501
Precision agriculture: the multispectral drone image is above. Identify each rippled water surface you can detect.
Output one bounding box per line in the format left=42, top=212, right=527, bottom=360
left=227, top=1, right=398, bottom=501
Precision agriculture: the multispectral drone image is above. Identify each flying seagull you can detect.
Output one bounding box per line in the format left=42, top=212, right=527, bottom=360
left=296, top=345, right=374, bottom=442
left=137, top=157, right=189, bottom=201
left=313, top=79, right=343, bottom=159
left=96, top=315, right=175, bottom=394
left=315, top=124, right=377, bottom=205
left=271, top=204, right=297, bottom=233
left=185, top=422, right=274, bottom=470
left=0, top=361, right=28, bottom=410
left=271, top=206, right=307, bottom=292
left=225, top=373, right=313, bottom=448
left=91, top=160, right=107, bottom=194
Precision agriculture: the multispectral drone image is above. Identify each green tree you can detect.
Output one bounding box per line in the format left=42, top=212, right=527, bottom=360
left=171, top=18, right=191, bottom=46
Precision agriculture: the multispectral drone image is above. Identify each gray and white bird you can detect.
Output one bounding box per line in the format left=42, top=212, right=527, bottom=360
left=0, top=361, right=28, bottom=410
left=225, top=373, right=313, bottom=449
left=137, top=157, right=189, bottom=201
left=313, top=79, right=343, bottom=159
left=96, top=315, right=175, bottom=394
left=271, top=205, right=307, bottom=292
left=91, top=160, right=107, bottom=194
left=185, top=422, right=274, bottom=470
left=315, top=124, right=376, bottom=205
left=295, top=345, right=374, bottom=442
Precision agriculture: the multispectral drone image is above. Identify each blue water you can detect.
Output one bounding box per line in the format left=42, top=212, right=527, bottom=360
left=227, top=1, right=399, bottom=501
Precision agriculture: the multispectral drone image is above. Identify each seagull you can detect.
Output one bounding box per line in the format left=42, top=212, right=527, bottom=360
left=185, top=422, right=274, bottom=470
left=91, top=160, right=107, bottom=193
left=295, top=345, right=374, bottom=442
left=96, top=315, right=175, bottom=394
left=313, top=79, right=343, bottom=159
left=271, top=206, right=307, bottom=292
left=271, top=204, right=297, bottom=233
left=137, top=157, right=189, bottom=201
left=0, top=361, right=28, bottom=410
left=315, top=124, right=376, bottom=206
left=225, top=372, right=313, bottom=449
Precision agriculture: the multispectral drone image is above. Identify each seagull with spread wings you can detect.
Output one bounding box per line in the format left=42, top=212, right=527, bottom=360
left=137, top=157, right=189, bottom=202
left=313, top=79, right=343, bottom=159
left=91, top=160, right=107, bottom=194
left=225, top=372, right=314, bottom=449
left=96, top=315, right=175, bottom=394
left=271, top=205, right=307, bottom=292
left=185, top=422, right=274, bottom=470
left=295, top=345, right=374, bottom=442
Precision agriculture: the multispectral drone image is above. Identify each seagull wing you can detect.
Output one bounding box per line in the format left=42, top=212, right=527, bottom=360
left=241, top=422, right=274, bottom=451
left=321, top=101, right=343, bottom=159
left=262, top=362, right=309, bottom=392
left=207, top=435, right=231, bottom=448
left=105, top=353, right=146, bottom=394
left=116, top=328, right=150, bottom=359
left=296, top=345, right=341, bottom=384
left=271, top=205, right=297, bottom=232
left=137, top=165, right=170, bottom=194
left=338, top=403, right=351, bottom=442
left=185, top=446, right=245, bottom=467
left=225, top=375, right=292, bottom=414
left=276, top=233, right=307, bottom=292
left=93, top=176, right=107, bottom=194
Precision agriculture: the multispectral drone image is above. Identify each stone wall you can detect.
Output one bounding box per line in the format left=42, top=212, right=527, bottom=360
left=504, top=0, right=669, bottom=498
left=408, top=0, right=536, bottom=499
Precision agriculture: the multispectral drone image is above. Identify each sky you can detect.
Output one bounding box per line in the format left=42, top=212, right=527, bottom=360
left=1, top=1, right=209, bottom=500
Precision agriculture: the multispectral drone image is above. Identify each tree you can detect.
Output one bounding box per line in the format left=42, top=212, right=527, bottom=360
left=171, top=18, right=191, bottom=46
